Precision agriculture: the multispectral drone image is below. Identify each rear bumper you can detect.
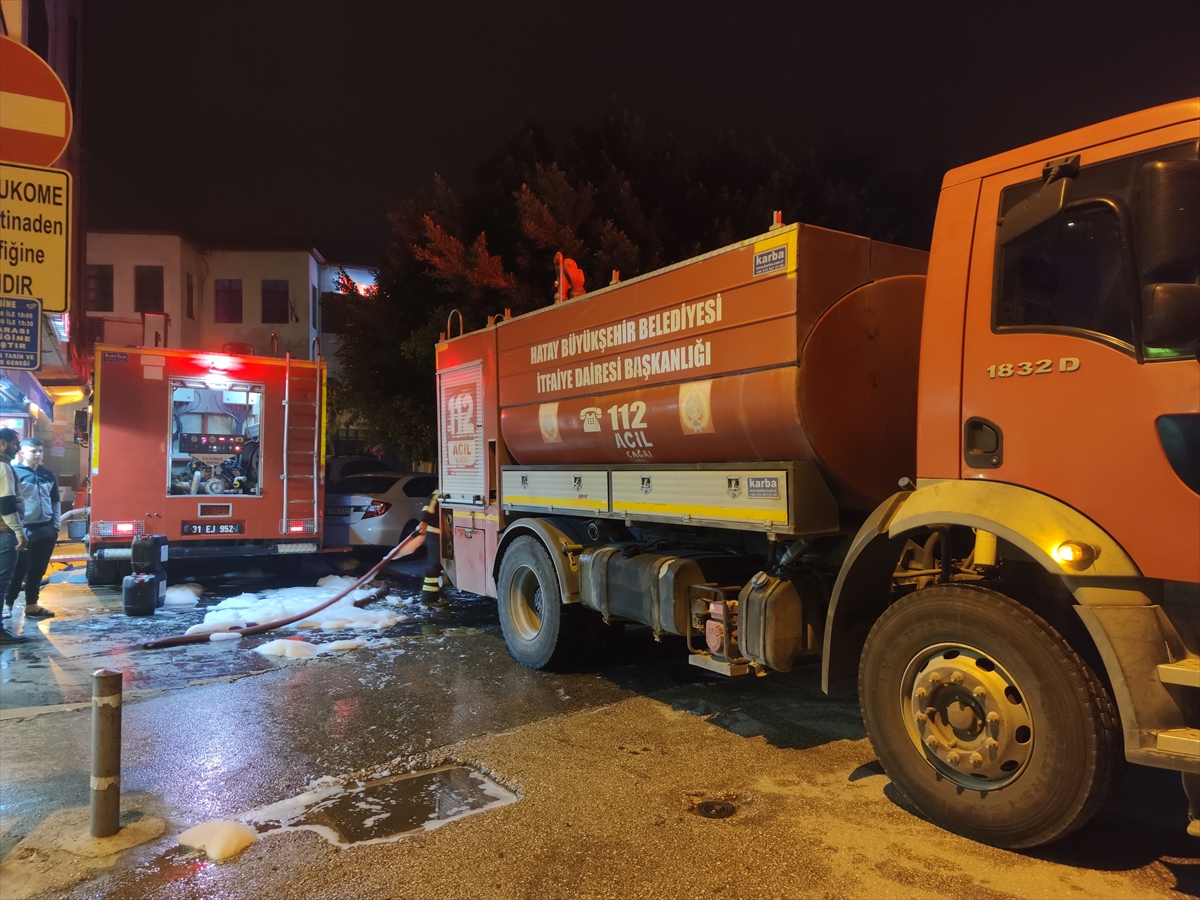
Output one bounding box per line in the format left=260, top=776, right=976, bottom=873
left=92, top=539, right=321, bottom=560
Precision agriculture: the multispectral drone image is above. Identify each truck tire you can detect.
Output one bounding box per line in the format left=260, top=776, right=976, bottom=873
left=86, top=558, right=126, bottom=587
left=496, top=535, right=585, bottom=670
left=859, top=584, right=1119, bottom=848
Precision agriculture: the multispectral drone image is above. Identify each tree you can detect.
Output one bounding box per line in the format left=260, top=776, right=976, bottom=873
left=333, top=110, right=940, bottom=460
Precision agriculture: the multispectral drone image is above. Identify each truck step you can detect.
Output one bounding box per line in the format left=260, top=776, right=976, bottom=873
left=1156, top=727, right=1200, bottom=755
left=1157, top=657, right=1200, bottom=688
left=686, top=654, right=766, bottom=677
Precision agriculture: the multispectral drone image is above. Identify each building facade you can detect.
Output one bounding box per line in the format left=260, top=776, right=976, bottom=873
left=0, top=0, right=87, bottom=493
left=84, top=232, right=329, bottom=362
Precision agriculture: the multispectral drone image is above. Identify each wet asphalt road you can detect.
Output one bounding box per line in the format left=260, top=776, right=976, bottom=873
left=0, top=562, right=1197, bottom=899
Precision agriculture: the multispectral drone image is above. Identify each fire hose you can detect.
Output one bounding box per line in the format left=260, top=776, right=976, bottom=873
left=142, top=527, right=426, bottom=650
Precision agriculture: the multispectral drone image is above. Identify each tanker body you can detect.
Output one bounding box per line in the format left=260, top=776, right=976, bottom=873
left=494, top=225, right=927, bottom=510
left=435, top=99, right=1200, bottom=849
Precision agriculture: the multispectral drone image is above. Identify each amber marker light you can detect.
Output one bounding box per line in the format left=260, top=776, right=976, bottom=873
left=1053, top=541, right=1097, bottom=570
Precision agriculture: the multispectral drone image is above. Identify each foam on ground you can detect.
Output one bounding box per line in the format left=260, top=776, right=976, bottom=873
left=254, top=637, right=368, bottom=658
left=176, top=819, right=257, bottom=860
left=198, top=576, right=398, bottom=635
left=164, top=583, right=204, bottom=606
left=256, top=639, right=320, bottom=658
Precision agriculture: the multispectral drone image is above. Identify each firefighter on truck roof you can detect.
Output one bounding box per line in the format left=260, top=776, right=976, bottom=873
left=394, top=491, right=445, bottom=605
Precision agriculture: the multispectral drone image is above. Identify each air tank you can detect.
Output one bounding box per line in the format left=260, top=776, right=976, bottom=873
left=496, top=224, right=927, bottom=510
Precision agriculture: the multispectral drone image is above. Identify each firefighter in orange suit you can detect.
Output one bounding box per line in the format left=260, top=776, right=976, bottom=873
left=395, top=491, right=445, bottom=605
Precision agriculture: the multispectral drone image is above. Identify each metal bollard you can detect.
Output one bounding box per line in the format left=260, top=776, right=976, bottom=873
left=90, top=668, right=122, bottom=838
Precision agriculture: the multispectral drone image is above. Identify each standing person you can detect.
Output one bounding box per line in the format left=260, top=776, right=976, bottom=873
left=395, top=492, right=446, bottom=605
left=0, top=428, right=29, bottom=645
left=6, top=438, right=60, bottom=618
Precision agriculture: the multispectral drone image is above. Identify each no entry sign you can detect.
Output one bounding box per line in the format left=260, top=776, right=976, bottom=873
left=0, top=35, right=73, bottom=167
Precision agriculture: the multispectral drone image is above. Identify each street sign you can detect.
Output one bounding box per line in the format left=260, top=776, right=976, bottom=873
left=0, top=296, right=41, bottom=369
left=0, top=161, right=71, bottom=312
left=0, top=35, right=73, bottom=167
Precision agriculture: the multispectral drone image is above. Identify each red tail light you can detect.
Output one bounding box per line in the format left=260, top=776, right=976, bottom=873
left=362, top=501, right=391, bottom=519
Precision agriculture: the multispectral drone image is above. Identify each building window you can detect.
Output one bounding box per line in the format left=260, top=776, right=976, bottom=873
left=261, top=280, right=290, bottom=324
left=68, top=16, right=80, bottom=109
left=134, top=265, right=164, bottom=313
left=28, top=0, right=49, bottom=62
left=84, top=318, right=105, bottom=350
left=186, top=273, right=195, bottom=319
left=319, top=292, right=349, bottom=334
left=85, top=264, right=113, bottom=312
left=215, top=279, right=243, bottom=323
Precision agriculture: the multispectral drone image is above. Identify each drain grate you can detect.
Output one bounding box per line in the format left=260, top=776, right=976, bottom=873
left=695, top=800, right=736, bottom=819
left=253, top=766, right=516, bottom=845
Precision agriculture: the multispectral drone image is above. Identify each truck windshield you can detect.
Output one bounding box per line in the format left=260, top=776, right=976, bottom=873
left=169, top=380, right=264, bottom=496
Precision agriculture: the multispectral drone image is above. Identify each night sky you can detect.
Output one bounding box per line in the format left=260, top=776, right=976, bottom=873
left=82, top=0, right=1199, bottom=256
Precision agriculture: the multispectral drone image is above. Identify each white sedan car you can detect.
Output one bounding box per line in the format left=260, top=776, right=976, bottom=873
left=324, top=473, right=437, bottom=547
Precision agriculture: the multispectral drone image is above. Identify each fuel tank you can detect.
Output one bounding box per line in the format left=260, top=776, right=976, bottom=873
left=495, top=224, right=927, bottom=510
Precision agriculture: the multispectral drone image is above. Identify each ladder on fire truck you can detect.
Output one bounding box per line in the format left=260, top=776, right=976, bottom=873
left=280, top=352, right=323, bottom=536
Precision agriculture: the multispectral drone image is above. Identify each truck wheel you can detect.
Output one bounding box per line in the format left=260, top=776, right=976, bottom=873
left=86, top=558, right=125, bottom=587
left=496, top=535, right=584, bottom=669
left=859, top=584, right=1119, bottom=848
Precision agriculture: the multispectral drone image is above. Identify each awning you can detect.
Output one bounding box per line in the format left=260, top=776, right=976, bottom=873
left=0, top=369, right=54, bottom=422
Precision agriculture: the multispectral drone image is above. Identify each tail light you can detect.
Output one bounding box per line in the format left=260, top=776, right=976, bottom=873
left=91, top=520, right=144, bottom=539
left=280, top=518, right=320, bottom=534
left=362, top=501, right=391, bottom=519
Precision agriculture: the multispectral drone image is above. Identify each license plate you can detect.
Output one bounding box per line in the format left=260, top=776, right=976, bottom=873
left=182, top=521, right=245, bottom=535
left=327, top=506, right=352, bottom=517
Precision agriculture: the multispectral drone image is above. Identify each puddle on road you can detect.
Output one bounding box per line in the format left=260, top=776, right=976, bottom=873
left=247, top=766, right=517, bottom=846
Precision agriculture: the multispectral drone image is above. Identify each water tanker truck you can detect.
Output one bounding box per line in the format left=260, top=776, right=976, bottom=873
left=433, top=99, right=1200, bottom=847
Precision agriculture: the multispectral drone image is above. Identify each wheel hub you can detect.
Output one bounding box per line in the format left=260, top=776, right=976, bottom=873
left=507, top=565, right=544, bottom=641
left=901, top=643, right=1033, bottom=789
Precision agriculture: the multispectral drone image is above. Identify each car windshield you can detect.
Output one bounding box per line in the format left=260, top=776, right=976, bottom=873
left=330, top=475, right=401, bottom=495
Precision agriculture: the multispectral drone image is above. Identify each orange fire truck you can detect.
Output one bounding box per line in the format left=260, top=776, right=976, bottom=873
left=434, top=99, right=1199, bottom=847
left=85, top=347, right=326, bottom=583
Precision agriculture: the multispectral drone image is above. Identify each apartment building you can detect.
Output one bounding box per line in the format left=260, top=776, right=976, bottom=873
left=84, top=232, right=327, bottom=361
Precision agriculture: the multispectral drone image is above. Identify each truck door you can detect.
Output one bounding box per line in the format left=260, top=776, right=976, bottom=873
left=438, top=360, right=488, bottom=593
left=961, top=131, right=1199, bottom=583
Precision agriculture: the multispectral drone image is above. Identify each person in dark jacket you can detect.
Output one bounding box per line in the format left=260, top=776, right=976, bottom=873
left=0, top=428, right=29, bottom=643
left=5, top=438, right=60, bottom=618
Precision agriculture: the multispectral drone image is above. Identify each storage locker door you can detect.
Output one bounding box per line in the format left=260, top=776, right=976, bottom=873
left=439, top=362, right=485, bottom=506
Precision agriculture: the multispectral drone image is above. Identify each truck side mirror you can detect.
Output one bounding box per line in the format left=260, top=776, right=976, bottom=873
left=998, top=177, right=1073, bottom=246
left=1137, top=158, right=1199, bottom=284
left=1143, top=283, right=1200, bottom=350
left=73, top=409, right=89, bottom=445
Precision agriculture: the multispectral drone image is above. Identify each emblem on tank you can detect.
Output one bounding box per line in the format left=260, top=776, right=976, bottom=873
left=727, top=477, right=741, bottom=498
left=538, top=402, right=561, bottom=443
left=641, top=476, right=652, bottom=494
left=678, top=380, right=715, bottom=434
